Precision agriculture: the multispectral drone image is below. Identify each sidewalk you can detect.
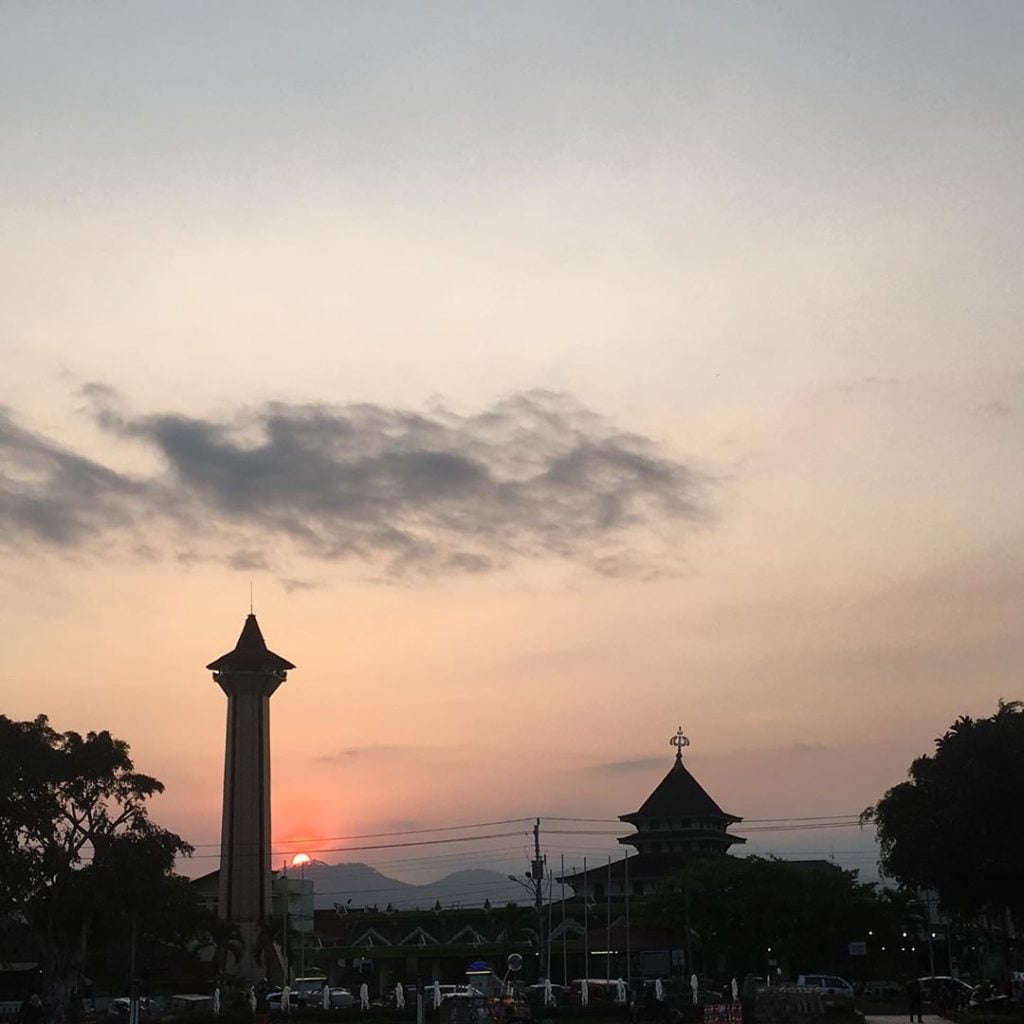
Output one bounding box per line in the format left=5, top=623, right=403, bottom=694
left=865, top=1016, right=945, bottom=1024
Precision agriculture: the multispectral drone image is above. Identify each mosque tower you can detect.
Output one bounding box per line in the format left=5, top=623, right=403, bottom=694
left=617, top=725, right=745, bottom=859
left=559, top=725, right=745, bottom=898
left=207, top=613, right=295, bottom=983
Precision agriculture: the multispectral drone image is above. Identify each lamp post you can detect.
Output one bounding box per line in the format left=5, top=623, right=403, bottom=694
left=292, top=854, right=311, bottom=983
left=282, top=861, right=289, bottom=984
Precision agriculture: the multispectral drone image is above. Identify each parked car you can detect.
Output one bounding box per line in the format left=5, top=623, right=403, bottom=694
left=293, top=978, right=330, bottom=1007
left=328, top=989, right=357, bottom=1009
left=795, top=975, right=855, bottom=1010
left=438, top=986, right=484, bottom=1004
left=167, top=995, right=214, bottom=1016
left=918, top=976, right=974, bottom=1011
left=106, top=998, right=155, bottom=1020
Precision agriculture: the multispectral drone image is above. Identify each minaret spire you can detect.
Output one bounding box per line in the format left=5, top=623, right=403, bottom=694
left=670, top=724, right=690, bottom=763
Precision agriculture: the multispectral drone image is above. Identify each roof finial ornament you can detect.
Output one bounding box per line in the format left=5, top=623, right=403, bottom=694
left=250, top=579, right=254, bottom=615
left=670, top=725, right=690, bottom=762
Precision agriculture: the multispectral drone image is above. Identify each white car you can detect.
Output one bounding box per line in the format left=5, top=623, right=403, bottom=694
left=796, top=975, right=855, bottom=1010
left=328, top=989, right=357, bottom=1009
left=435, top=986, right=484, bottom=1004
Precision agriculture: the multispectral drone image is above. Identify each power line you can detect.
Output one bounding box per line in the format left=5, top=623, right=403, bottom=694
left=542, top=813, right=865, bottom=824
left=184, top=828, right=531, bottom=860
left=185, top=812, right=868, bottom=850
left=182, top=818, right=870, bottom=859
left=187, top=817, right=535, bottom=849
left=743, top=821, right=861, bottom=833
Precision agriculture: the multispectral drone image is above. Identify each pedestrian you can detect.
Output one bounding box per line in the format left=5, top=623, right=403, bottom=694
left=906, top=977, right=923, bottom=1023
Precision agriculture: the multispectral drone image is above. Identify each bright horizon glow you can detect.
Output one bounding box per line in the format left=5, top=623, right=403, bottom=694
left=291, top=853, right=312, bottom=868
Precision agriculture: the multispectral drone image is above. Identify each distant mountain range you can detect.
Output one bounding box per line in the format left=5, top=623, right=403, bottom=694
left=303, top=860, right=569, bottom=911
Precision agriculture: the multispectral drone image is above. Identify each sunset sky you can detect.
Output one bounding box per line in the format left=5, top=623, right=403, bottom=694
left=2, top=2, right=1022, bottom=889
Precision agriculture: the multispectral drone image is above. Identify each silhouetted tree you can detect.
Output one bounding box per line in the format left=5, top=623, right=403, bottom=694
left=863, top=700, right=1024, bottom=921
left=643, top=855, right=887, bottom=976
left=0, top=714, right=194, bottom=1011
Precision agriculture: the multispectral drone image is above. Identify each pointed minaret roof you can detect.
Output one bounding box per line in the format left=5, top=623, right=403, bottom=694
left=206, top=613, right=295, bottom=674
left=620, top=725, right=740, bottom=824
left=621, top=756, right=736, bottom=822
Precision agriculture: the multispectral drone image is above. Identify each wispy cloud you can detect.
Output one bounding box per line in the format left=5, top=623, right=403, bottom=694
left=0, top=389, right=715, bottom=579
left=279, top=577, right=324, bottom=593
left=315, top=744, right=410, bottom=762
left=590, top=756, right=667, bottom=773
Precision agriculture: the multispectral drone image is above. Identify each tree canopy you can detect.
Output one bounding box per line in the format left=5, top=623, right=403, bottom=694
left=863, top=700, right=1024, bottom=921
left=0, top=714, right=195, bottom=1008
left=643, top=854, right=887, bottom=977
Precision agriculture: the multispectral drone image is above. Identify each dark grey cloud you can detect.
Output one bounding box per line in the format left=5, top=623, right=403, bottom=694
left=279, top=577, right=324, bottom=594
left=590, top=756, right=667, bottom=774
left=226, top=549, right=273, bottom=571
left=0, top=406, right=142, bottom=546
left=1, top=389, right=714, bottom=578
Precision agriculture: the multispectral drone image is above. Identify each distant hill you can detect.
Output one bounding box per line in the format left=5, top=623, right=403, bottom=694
left=303, top=861, right=567, bottom=910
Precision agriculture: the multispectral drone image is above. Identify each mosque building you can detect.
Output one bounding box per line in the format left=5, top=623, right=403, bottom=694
left=559, top=726, right=745, bottom=899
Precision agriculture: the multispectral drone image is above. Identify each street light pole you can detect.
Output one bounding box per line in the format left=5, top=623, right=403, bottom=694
left=291, top=854, right=311, bottom=986
left=300, top=859, right=306, bottom=980
left=282, top=861, right=289, bottom=984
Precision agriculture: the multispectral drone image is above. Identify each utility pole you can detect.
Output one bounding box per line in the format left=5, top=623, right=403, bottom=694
left=530, top=819, right=545, bottom=980
left=531, top=819, right=544, bottom=911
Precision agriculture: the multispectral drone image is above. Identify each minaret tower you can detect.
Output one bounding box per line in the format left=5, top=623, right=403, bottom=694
left=207, top=614, right=295, bottom=982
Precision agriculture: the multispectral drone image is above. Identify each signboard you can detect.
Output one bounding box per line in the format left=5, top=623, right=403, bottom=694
left=705, top=1005, right=743, bottom=1024
left=848, top=941, right=867, bottom=957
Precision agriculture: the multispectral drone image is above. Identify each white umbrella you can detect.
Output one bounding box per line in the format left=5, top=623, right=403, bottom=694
left=323, top=985, right=331, bottom=1011
left=616, top=979, right=627, bottom=1004
left=282, top=986, right=292, bottom=1014
left=395, top=983, right=405, bottom=1010
left=544, top=979, right=554, bottom=1008
left=213, top=989, right=221, bottom=1016
left=654, top=979, right=664, bottom=1002
left=359, top=984, right=369, bottom=1010
left=248, top=989, right=257, bottom=1013
left=691, top=975, right=699, bottom=1005
left=432, top=982, right=441, bottom=1009
left=580, top=980, right=589, bottom=1008
left=731, top=979, right=739, bottom=1002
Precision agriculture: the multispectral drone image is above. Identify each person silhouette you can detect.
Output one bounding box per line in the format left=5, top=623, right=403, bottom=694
left=906, top=977, right=924, bottom=1023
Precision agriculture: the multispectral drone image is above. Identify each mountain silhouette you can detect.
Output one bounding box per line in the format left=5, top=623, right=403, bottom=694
left=301, top=861, right=567, bottom=910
